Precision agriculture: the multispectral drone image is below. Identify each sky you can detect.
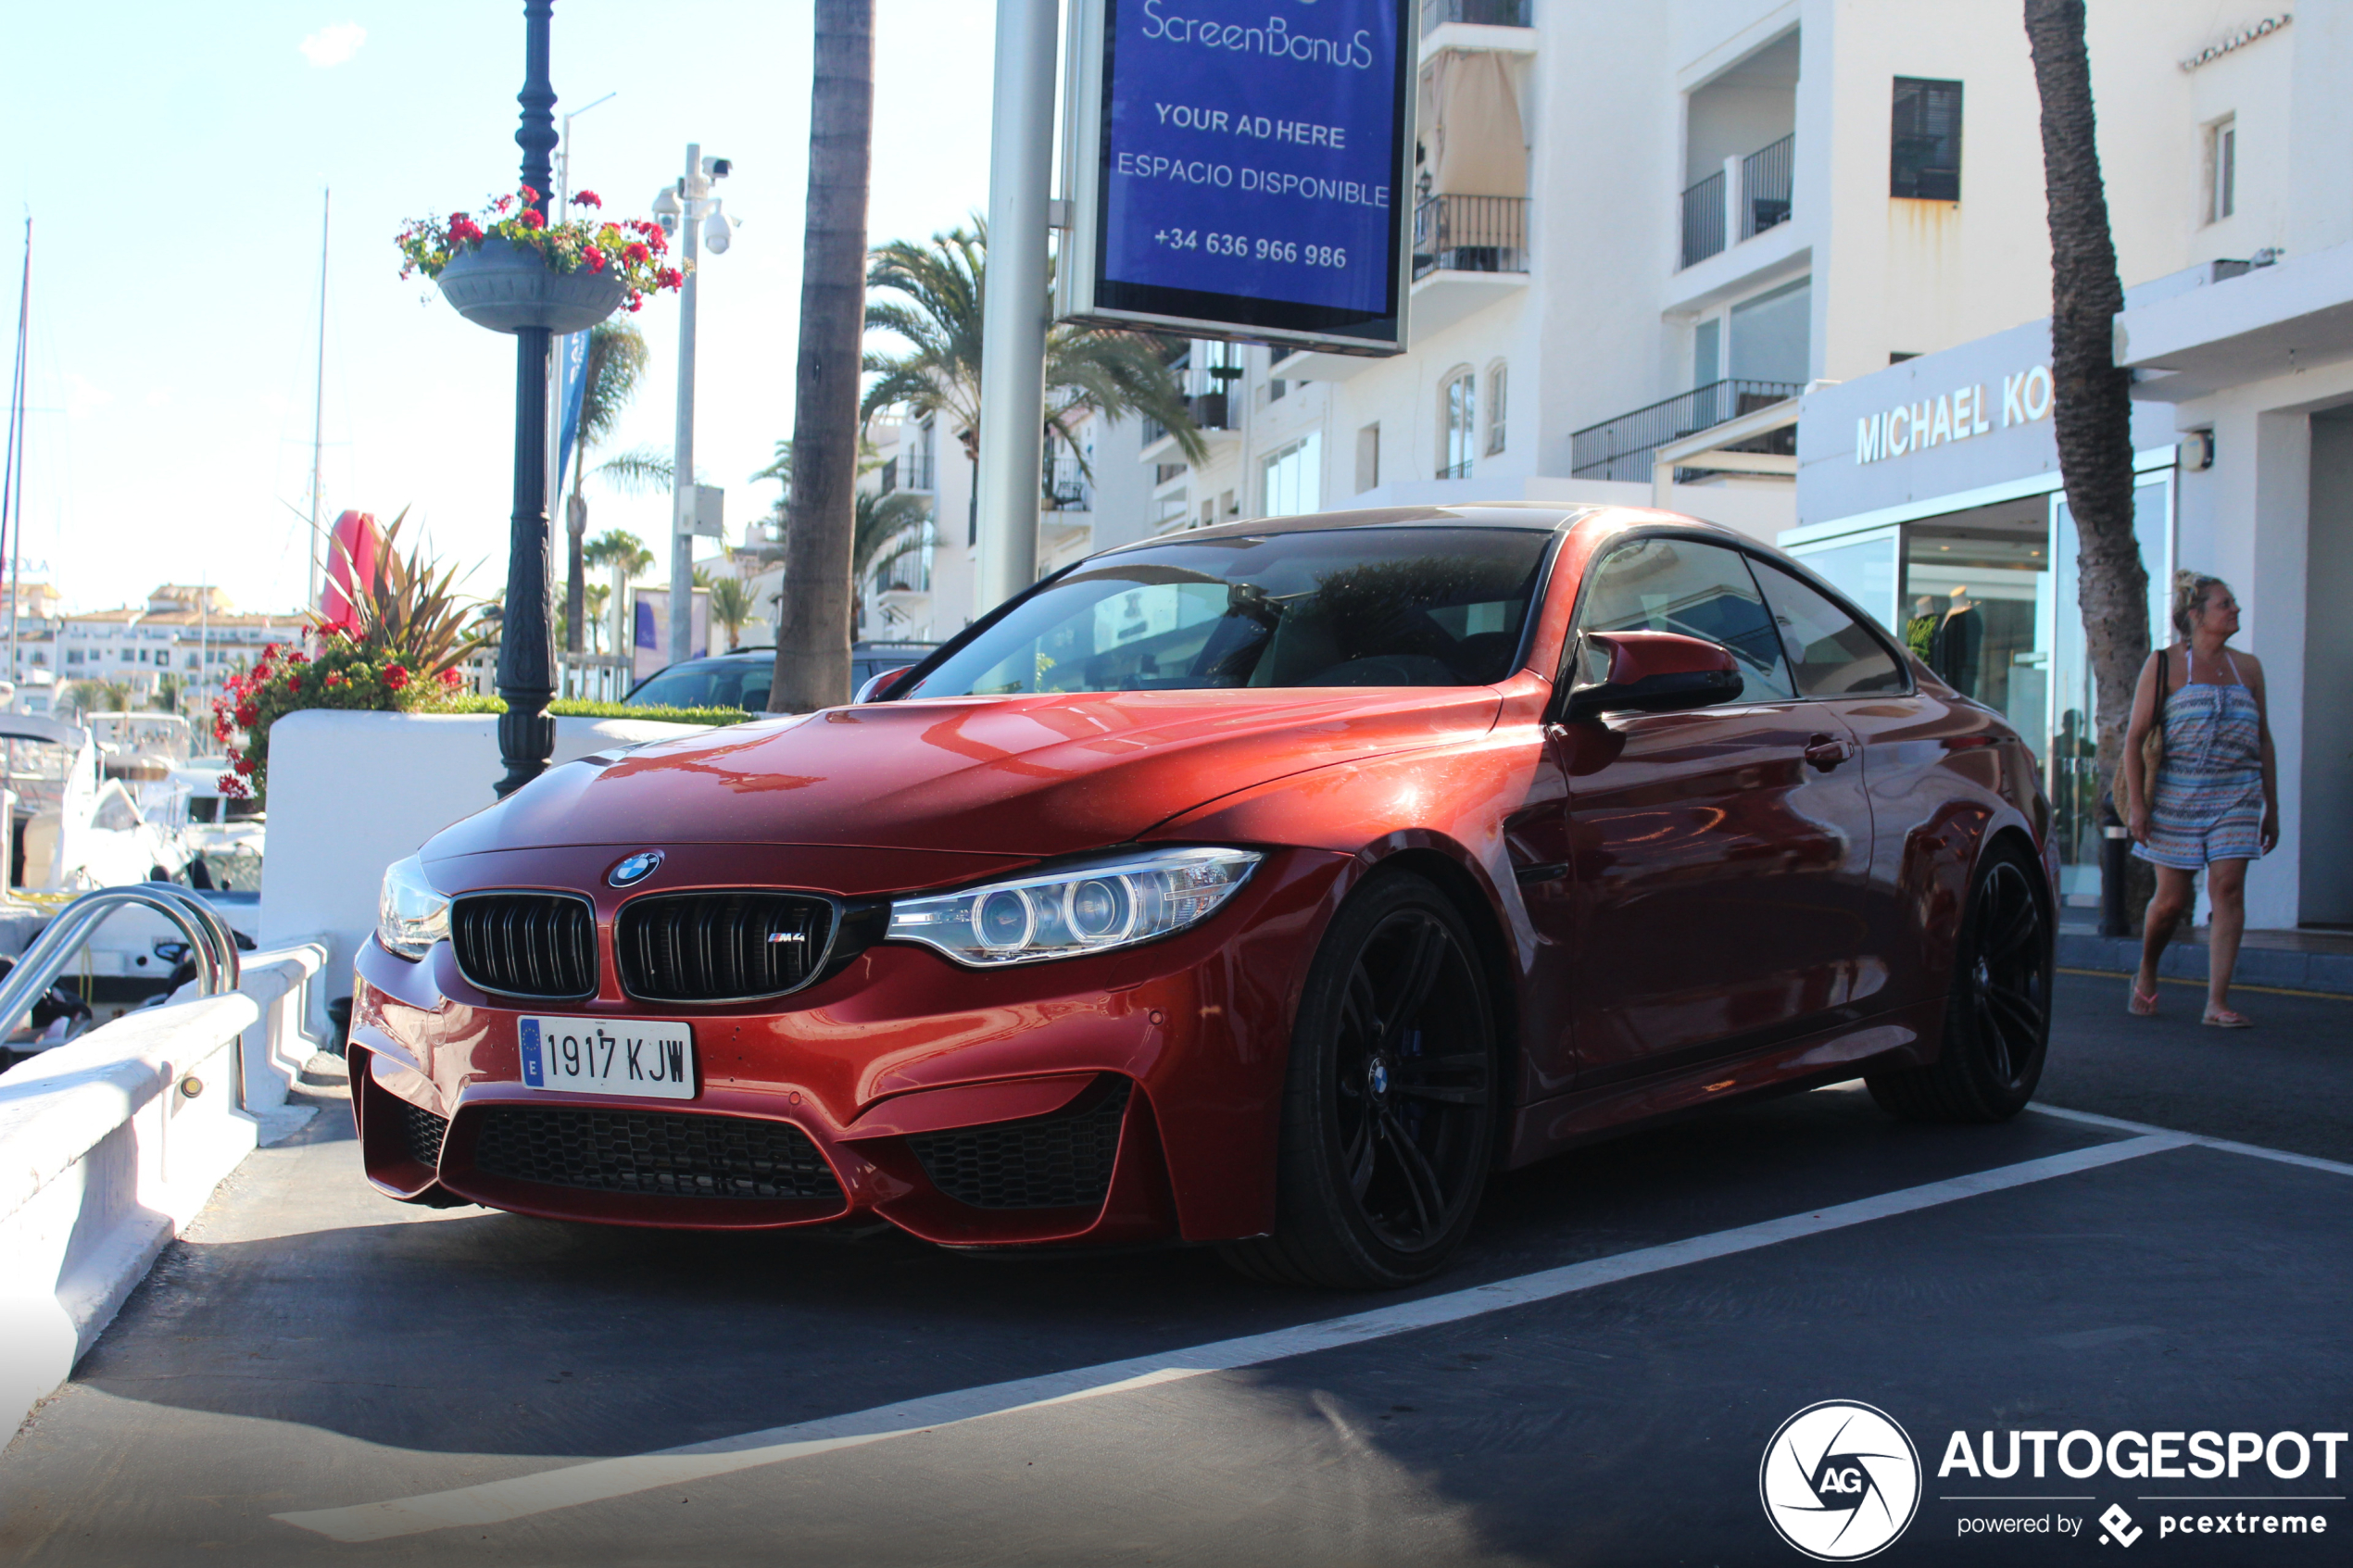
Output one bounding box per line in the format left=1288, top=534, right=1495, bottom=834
left=0, top=2, right=999, bottom=615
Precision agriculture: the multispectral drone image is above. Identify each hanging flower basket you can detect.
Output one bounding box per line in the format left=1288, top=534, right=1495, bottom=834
left=396, top=187, right=686, bottom=334
left=435, top=237, right=627, bottom=333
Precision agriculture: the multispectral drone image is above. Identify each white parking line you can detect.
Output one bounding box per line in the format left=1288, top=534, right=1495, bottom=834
left=2032, top=1103, right=2353, bottom=1179
left=276, top=1132, right=2190, bottom=1543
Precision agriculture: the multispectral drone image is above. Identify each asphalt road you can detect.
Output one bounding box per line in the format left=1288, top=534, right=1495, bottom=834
left=1, top=972, right=2347, bottom=1568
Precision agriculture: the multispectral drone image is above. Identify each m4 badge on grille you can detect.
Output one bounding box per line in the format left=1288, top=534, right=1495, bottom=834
left=609, top=850, right=664, bottom=887
left=768, top=931, right=806, bottom=943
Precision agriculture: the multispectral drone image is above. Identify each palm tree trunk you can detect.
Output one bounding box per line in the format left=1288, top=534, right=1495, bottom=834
left=2025, top=0, right=2148, bottom=867
left=773, top=0, right=874, bottom=712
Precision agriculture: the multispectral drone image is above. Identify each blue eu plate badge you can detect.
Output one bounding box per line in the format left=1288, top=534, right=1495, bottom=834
left=520, top=1018, right=545, bottom=1086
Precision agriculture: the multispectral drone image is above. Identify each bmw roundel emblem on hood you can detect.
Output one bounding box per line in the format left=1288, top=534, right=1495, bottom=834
left=608, top=850, right=664, bottom=887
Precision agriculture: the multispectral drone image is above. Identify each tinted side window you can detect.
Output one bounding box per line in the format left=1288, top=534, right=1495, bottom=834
left=1575, top=537, right=1796, bottom=700
left=1751, top=559, right=1906, bottom=696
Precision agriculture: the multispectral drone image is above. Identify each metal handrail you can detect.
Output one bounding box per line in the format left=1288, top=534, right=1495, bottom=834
left=0, top=883, right=244, bottom=1047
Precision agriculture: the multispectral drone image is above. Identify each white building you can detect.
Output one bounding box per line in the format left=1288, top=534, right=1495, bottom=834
left=57, top=586, right=305, bottom=715
left=1787, top=7, right=2351, bottom=933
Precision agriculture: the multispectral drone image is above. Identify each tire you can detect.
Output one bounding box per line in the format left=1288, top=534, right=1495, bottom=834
left=1221, top=873, right=1500, bottom=1289
left=1868, top=842, right=2052, bottom=1123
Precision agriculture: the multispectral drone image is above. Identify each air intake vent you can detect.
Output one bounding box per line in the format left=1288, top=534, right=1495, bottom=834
left=450, top=893, right=598, bottom=999
left=400, top=1099, right=449, bottom=1171
left=908, top=1079, right=1131, bottom=1210
left=472, top=1106, right=841, bottom=1202
left=615, top=892, right=837, bottom=1003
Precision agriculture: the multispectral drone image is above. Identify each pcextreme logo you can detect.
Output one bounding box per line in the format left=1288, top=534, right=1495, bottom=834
left=1760, top=1400, right=1924, bottom=1561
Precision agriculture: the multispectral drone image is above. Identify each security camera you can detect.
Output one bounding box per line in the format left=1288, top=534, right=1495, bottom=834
left=705, top=157, right=732, bottom=180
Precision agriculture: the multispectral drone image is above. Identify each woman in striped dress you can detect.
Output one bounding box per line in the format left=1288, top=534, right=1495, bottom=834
left=2120, top=571, right=2279, bottom=1026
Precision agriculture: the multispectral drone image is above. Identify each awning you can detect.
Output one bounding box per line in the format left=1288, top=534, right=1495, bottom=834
left=1419, top=51, right=1527, bottom=198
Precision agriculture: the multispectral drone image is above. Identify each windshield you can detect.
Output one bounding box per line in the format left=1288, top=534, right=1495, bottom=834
left=904, top=527, right=1554, bottom=698
left=629, top=659, right=770, bottom=711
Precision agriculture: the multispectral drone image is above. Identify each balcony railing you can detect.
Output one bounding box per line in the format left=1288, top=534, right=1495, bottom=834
left=1743, top=133, right=1793, bottom=241
left=1681, top=133, right=1796, bottom=269
left=1413, top=194, right=1529, bottom=279
left=1422, top=0, right=1532, bottom=30
left=1041, top=456, right=1092, bottom=513
left=1680, top=171, right=1726, bottom=269
left=1568, top=379, right=1803, bottom=483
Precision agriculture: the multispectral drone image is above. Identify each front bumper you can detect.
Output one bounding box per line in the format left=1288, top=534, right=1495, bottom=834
left=350, top=844, right=1349, bottom=1248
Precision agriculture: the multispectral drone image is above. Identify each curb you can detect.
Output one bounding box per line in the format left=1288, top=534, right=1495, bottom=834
left=2056, top=932, right=2353, bottom=996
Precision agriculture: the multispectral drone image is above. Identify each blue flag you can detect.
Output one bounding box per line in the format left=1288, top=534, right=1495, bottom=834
left=555, top=331, right=592, bottom=495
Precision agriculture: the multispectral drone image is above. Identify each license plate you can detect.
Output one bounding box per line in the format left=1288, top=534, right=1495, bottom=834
left=519, top=1015, right=697, bottom=1100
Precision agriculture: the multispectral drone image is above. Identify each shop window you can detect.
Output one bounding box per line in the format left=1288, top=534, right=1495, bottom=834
left=1439, top=370, right=1476, bottom=479
left=1891, top=77, right=1962, bottom=201
left=2207, top=115, right=2236, bottom=222
left=1486, top=363, right=1508, bottom=455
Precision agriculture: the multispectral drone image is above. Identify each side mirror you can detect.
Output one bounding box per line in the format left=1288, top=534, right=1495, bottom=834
left=1562, top=631, right=1743, bottom=721
left=853, top=665, right=918, bottom=703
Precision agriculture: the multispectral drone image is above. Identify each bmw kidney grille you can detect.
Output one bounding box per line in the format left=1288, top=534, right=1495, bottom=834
left=450, top=893, right=598, bottom=999
left=614, top=891, right=837, bottom=1003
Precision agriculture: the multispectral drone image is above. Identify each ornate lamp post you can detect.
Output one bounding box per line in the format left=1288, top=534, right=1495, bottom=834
left=494, top=0, right=562, bottom=797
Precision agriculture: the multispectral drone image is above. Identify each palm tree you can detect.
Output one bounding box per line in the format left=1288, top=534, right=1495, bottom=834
left=708, top=575, right=754, bottom=650
left=2024, top=0, right=2150, bottom=916
left=585, top=529, right=656, bottom=660
left=858, top=220, right=1208, bottom=479
left=66, top=678, right=131, bottom=716
left=773, top=0, right=876, bottom=715
left=856, top=489, right=933, bottom=588
left=562, top=320, right=651, bottom=651
left=584, top=583, right=610, bottom=653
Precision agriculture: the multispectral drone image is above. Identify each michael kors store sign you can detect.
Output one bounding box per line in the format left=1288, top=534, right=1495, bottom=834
left=1853, top=364, right=2054, bottom=464
left=1795, top=317, right=2176, bottom=528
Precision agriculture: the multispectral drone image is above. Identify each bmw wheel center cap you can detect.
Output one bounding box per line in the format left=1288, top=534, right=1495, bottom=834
left=609, top=850, right=664, bottom=887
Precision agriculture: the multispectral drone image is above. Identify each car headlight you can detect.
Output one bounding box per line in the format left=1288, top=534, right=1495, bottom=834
left=885, top=847, right=1262, bottom=967
left=377, top=854, right=451, bottom=961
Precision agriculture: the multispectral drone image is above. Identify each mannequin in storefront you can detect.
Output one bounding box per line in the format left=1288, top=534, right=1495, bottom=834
left=1935, top=585, right=1982, bottom=696
left=1905, top=596, right=1939, bottom=664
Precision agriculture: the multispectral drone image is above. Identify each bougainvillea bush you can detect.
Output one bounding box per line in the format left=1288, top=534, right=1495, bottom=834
left=395, top=186, right=686, bottom=313
left=213, top=638, right=471, bottom=804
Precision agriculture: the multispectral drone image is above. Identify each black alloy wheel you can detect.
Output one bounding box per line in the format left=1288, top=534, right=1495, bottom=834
left=1223, top=873, right=1499, bottom=1289
left=1869, top=844, right=2052, bottom=1123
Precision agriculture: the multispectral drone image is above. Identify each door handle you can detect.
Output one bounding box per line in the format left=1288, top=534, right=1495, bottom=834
left=1804, top=734, right=1857, bottom=771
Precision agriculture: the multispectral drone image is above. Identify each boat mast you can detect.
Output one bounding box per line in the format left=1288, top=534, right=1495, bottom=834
left=306, top=189, right=329, bottom=617
left=3, top=217, right=28, bottom=710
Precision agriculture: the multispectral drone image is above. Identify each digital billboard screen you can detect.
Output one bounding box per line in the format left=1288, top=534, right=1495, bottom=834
left=1065, top=0, right=1416, bottom=353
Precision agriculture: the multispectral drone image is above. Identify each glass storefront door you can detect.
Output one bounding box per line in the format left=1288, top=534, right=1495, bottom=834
left=2045, top=473, right=2175, bottom=906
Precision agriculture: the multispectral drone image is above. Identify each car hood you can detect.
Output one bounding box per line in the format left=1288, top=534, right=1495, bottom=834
left=422, top=687, right=1503, bottom=862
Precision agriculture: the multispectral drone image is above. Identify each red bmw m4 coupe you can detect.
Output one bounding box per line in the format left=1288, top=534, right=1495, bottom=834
left=351, top=505, right=2056, bottom=1288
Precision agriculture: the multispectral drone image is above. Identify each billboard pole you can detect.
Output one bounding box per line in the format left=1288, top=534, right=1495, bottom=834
left=973, top=0, right=1059, bottom=615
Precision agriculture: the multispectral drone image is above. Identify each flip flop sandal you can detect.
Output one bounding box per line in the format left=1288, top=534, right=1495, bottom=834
left=2201, top=1009, right=2253, bottom=1029
left=2129, top=985, right=2160, bottom=1018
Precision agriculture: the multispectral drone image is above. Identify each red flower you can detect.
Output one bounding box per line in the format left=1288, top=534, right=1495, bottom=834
left=519, top=184, right=540, bottom=203
left=574, top=190, right=601, bottom=208
left=494, top=194, right=513, bottom=213
left=626, top=295, right=644, bottom=312
left=233, top=755, right=256, bottom=776
left=625, top=242, right=651, bottom=265
left=234, top=702, right=258, bottom=727
left=384, top=664, right=410, bottom=691
left=660, top=267, right=684, bottom=290
left=288, top=651, right=308, bottom=664
left=324, top=672, right=346, bottom=687
left=582, top=245, right=605, bottom=272
left=519, top=208, right=545, bottom=231
left=438, top=668, right=463, bottom=688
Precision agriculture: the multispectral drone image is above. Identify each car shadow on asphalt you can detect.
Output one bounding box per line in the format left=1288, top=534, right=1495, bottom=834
left=67, top=1081, right=2126, bottom=1461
